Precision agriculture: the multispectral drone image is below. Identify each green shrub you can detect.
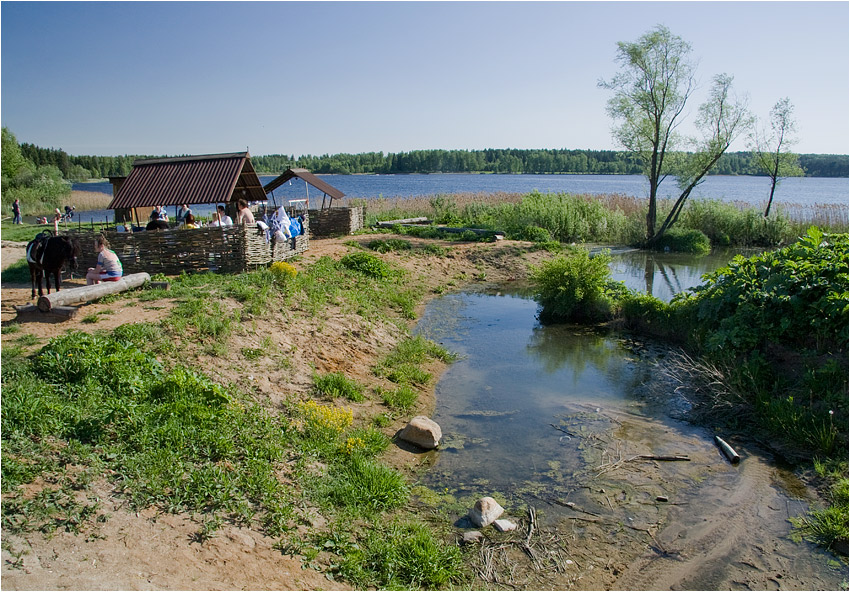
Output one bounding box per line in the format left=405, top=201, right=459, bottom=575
left=529, top=249, right=614, bottom=322
left=678, top=227, right=848, bottom=354
left=520, top=225, right=553, bottom=243
left=340, top=251, right=394, bottom=279
left=653, top=227, right=711, bottom=254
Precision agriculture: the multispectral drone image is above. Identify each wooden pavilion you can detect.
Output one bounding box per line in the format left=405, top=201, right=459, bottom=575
left=108, top=152, right=267, bottom=226
left=93, top=152, right=308, bottom=275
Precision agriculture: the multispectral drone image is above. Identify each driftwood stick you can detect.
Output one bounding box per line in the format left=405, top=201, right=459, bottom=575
left=714, top=436, right=741, bottom=464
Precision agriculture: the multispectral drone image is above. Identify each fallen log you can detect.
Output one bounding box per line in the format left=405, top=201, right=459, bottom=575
left=36, top=272, right=151, bottom=312
left=628, top=454, right=691, bottom=462
left=377, top=217, right=432, bottom=226
left=714, top=435, right=740, bottom=464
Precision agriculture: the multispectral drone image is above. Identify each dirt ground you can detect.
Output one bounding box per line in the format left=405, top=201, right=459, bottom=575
left=1, top=236, right=845, bottom=591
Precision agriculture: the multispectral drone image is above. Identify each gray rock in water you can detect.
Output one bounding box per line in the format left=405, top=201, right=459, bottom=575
left=469, top=496, right=504, bottom=527
left=398, top=416, right=442, bottom=449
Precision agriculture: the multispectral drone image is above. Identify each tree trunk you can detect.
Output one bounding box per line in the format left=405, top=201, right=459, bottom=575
left=37, top=273, right=150, bottom=312
left=764, top=180, right=778, bottom=217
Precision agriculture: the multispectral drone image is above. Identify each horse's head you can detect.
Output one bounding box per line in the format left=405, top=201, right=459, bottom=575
left=64, top=237, right=82, bottom=270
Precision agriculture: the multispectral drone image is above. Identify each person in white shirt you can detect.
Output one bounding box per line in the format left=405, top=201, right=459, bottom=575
left=217, top=205, right=233, bottom=226
left=208, top=205, right=233, bottom=227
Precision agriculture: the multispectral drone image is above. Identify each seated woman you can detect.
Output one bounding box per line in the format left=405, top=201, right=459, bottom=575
left=86, top=235, right=123, bottom=285
left=181, top=213, right=200, bottom=229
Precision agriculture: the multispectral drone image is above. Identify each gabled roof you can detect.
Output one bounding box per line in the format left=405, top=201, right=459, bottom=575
left=108, top=152, right=266, bottom=209
left=263, top=168, right=345, bottom=201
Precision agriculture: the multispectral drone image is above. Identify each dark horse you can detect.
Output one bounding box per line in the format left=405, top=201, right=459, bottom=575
left=26, top=232, right=82, bottom=299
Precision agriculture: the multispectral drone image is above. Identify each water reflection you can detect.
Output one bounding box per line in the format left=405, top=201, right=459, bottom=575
left=415, top=291, right=657, bottom=502
left=608, top=247, right=768, bottom=302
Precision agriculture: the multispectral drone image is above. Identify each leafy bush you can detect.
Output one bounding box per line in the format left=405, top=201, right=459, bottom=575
left=529, top=249, right=614, bottom=322
left=653, top=227, right=711, bottom=254
left=678, top=227, right=848, bottom=353
left=339, top=251, right=394, bottom=279
left=520, top=225, right=553, bottom=243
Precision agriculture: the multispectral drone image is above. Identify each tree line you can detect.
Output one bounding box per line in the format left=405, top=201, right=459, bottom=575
left=15, top=142, right=849, bottom=180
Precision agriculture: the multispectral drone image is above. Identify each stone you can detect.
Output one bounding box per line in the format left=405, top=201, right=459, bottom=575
left=462, top=531, right=484, bottom=544
left=469, top=497, right=504, bottom=527
left=398, top=416, right=442, bottom=449
left=493, top=519, right=517, bottom=532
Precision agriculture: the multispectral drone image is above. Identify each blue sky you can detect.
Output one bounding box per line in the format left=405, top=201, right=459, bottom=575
left=2, top=1, right=847, bottom=156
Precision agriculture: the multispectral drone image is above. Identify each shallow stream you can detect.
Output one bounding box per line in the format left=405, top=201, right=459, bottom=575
left=412, top=250, right=845, bottom=589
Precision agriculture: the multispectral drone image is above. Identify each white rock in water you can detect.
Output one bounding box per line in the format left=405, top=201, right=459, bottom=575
left=398, top=416, right=442, bottom=449
left=462, top=531, right=483, bottom=544
left=493, top=519, right=517, bottom=532
left=469, top=497, right=504, bottom=527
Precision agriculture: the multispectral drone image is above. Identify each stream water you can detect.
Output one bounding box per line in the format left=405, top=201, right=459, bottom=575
left=412, top=250, right=845, bottom=589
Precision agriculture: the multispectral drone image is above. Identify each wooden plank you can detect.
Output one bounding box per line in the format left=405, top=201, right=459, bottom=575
left=14, top=303, right=79, bottom=319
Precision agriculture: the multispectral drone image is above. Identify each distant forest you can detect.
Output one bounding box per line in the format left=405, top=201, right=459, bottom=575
left=19, top=143, right=850, bottom=180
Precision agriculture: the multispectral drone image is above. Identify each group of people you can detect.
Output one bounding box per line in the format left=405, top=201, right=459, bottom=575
left=149, top=200, right=255, bottom=230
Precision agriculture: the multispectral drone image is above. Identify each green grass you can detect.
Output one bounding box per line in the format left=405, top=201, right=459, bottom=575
left=1, top=259, right=32, bottom=284
left=0, top=245, right=467, bottom=588
left=313, top=371, right=365, bottom=402
left=791, top=459, right=849, bottom=551
left=336, top=519, right=464, bottom=589
left=373, top=335, right=456, bottom=386
left=2, top=330, right=294, bottom=536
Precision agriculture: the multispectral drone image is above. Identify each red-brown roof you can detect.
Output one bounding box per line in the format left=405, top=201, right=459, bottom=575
left=263, top=168, right=345, bottom=200
left=108, top=152, right=267, bottom=209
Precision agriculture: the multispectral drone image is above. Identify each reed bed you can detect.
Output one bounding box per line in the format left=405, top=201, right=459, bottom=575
left=349, top=190, right=847, bottom=246
left=68, top=190, right=113, bottom=210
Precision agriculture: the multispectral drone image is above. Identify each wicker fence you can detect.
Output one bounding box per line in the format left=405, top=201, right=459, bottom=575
left=70, top=217, right=308, bottom=276
left=308, top=206, right=364, bottom=237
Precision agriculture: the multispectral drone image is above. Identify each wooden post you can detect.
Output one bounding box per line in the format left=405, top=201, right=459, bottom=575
left=37, top=272, right=151, bottom=312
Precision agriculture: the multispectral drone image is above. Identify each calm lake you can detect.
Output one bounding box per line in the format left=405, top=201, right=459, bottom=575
left=71, top=173, right=848, bottom=224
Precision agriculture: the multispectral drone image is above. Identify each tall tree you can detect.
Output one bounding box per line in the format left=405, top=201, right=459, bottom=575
left=599, top=25, right=750, bottom=245
left=656, top=74, right=752, bottom=237
left=749, top=97, right=803, bottom=217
